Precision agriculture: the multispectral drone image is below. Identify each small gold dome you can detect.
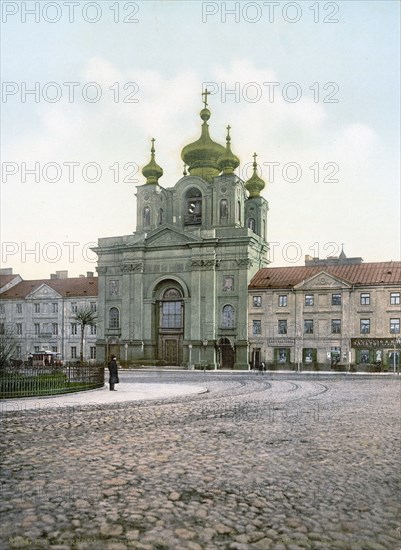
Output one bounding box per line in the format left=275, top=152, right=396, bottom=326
left=142, top=138, right=163, bottom=184
left=245, top=153, right=265, bottom=197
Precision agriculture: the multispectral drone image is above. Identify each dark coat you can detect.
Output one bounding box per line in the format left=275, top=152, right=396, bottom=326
left=108, top=359, right=119, bottom=384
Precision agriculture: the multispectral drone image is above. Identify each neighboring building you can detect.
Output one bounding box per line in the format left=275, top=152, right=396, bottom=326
left=94, top=97, right=269, bottom=368
left=249, top=256, right=401, bottom=369
left=0, top=270, right=98, bottom=362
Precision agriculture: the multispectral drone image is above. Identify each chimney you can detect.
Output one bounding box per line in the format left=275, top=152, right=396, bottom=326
left=79, top=274, right=85, bottom=278
left=0, top=268, right=13, bottom=275
left=56, top=270, right=68, bottom=279
left=87, top=271, right=94, bottom=278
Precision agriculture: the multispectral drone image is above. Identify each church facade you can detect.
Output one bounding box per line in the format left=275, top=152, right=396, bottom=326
left=94, top=98, right=269, bottom=368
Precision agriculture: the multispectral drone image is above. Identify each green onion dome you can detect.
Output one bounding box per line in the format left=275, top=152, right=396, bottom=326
left=245, top=153, right=265, bottom=197
left=218, top=125, right=240, bottom=175
left=181, top=107, right=226, bottom=183
left=142, top=138, right=163, bottom=184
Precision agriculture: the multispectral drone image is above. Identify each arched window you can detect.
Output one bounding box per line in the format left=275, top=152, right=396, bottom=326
left=185, top=188, right=202, bottom=225
left=222, top=305, right=235, bottom=329
left=160, top=288, right=183, bottom=328
left=237, top=200, right=241, bottom=223
left=220, top=199, right=228, bottom=221
left=159, top=208, right=163, bottom=225
left=143, top=206, right=151, bottom=228
left=248, top=218, right=255, bottom=231
left=109, top=307, right=120, bottom=329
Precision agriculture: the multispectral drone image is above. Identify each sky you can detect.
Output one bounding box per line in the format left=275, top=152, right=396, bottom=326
left=1, top=0, right=400, bottom=279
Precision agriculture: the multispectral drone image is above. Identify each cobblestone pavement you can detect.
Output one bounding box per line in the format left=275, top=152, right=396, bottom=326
left=1, top=372, right=400, bottom=550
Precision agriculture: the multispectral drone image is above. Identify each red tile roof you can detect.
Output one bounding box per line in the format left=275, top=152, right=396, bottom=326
left=0, top=277, right=98, bottom=299
left=0, top=274, right=19, bottom=287
left=249, top=262, right=401, bottom=289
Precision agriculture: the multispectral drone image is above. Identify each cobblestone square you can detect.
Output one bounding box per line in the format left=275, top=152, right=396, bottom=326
left=1, top=373, right=400, bottom=549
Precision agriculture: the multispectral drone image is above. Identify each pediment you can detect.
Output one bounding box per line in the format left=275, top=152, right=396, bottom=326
left=27, top=284, right=62, bottom=299
left=145, top=226, right=199, bottom=247
left=294, top=271, right=351, bottom=290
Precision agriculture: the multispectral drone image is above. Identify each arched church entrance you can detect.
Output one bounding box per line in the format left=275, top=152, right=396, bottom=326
left=156, top=284, right=184, bottom=366
left=218, top=337, right=235, bottom=369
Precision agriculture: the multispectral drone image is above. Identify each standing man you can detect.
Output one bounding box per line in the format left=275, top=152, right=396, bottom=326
left=108, top=355, right=119, bottom=391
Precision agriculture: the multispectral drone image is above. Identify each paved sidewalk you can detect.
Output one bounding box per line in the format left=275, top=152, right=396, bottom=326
left=0, top=382, right=208, bottom=412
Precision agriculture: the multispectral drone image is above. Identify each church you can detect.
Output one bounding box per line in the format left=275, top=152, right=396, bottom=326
left=94, top=93, right=269, bottom=369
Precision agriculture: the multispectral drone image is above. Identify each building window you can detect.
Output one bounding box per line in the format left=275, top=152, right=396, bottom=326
left=331, top=319, right=341, bottom=334
left=332, top=293, right=342, bottom=306
left=252, top=320, right=261, bottom=335
left=16, top=323, right=22, bottom=335
left=159, top=208, right=163, bottom=225
left=109, top=280, right=119, bottom=296
left=360, top=350, right=370, bottom=364
left=223, top=275, right=234, bottom=292
left=16, top=345, right=21, bottom=358
left=90, top=346, right=96, bottom=359
left=222, top=305, right=235, bottom=329
left=34, top=323, right=40, bottom=335
left=90, top=325, right=97, bottom=335
left=0, top=305, right=4, bottom=315
left=278, top=295, right=287, bottom=307
left=390, top=318, right=400, bottom=334
left=360, top=319, right=370, bottom=334
left=71, top=347, right=77, bottom=359
left=304, top=320, right=314, bottom=334
left=52, top=323, right=58, bottom=335
left=71, top=302, right=77, bottom=313
left=51, top=302, right=58, bottom=313
left=360, top=293, right=370, bottom=305
left=143, top=206, right=151, bottom=228
left=220, top=199, right=228, bottom=220
left=71, top=323, right=77, bottom=335
left=109, top=307, right=120, bottom=329
left=390, top=292, right=400, bottom=305
left=161, top=301, right=182, bottom=329
left=278, top=320, right=287, bottom=335
left=34, top=303, right=40, bottom=313
left=305, top=294, right=314, bottom=306
left=253, top=296, right=262, bottom=308
left=237, top=200, right=241, bottom=223
left=34, top=346, right=40, bottom=353
left=0, top=323, right=4, bottom=334
left=277, top=348, right=288, bottom=363
left=52, top=346, right=58, bottom=353
left=248, top=218, right=255, bottom=231
left=185, top=188, right=202, bottom=225
left=16, top=303, right=22, bottom=314
left=90, top=302, right=97, bottom=312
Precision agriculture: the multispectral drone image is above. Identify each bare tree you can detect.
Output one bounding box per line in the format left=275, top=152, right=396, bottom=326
left=74, top=306, right=97, bottom=363
left=0, top=324, right=18, bottom=370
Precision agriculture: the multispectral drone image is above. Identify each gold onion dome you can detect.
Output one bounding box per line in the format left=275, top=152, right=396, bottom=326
left=142, top=138, right=163, bottom=184
left=245, top=153, right=265, bottom=198
left=218, top=125, right=240, bottom=174
left=181, top=93, right=226, bottom=183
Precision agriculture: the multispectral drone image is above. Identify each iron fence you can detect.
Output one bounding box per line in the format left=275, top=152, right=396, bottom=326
left=0, top=363, right=104, bottom=399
